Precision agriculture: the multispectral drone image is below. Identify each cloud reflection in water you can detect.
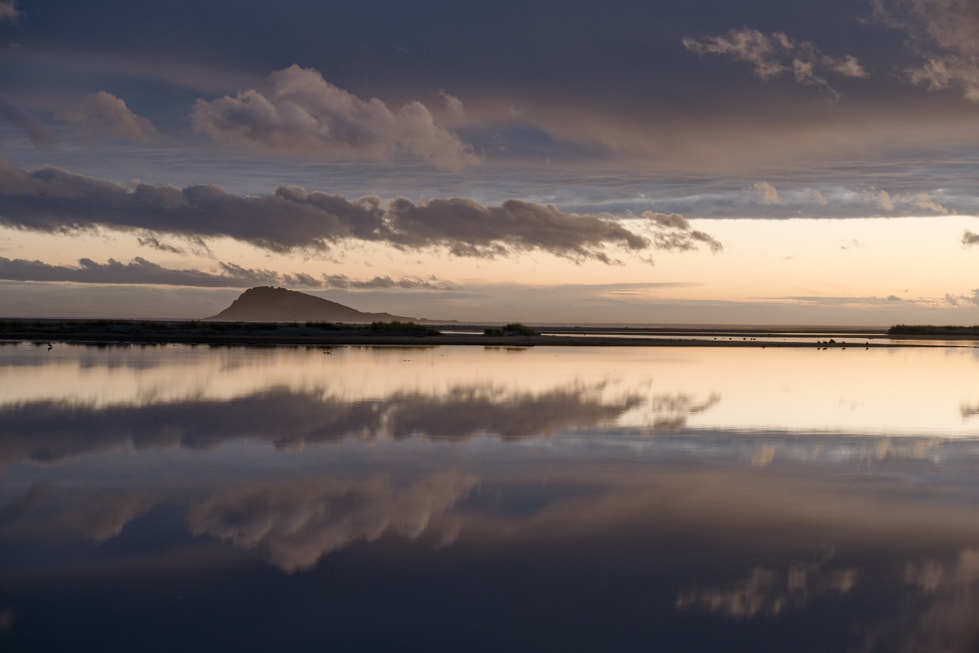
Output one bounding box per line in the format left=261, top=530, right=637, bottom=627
left=4, top=345, right=979, bottom=650
left=0, top=383, right=661, bottom=466
left=189, top=471, right=476, bottom=573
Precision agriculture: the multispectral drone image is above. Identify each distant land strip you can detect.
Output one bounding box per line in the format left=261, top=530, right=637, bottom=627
left=0, top=318, right=960, bottom=348
left=888, top=324, right=979, bottom=338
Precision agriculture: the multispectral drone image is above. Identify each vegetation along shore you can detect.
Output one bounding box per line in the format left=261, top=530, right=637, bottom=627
left=0, top=318, right=973, bottom=347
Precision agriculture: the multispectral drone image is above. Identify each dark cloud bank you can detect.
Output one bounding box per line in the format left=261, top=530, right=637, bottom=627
left=0, top=256, right=459, bottom=289
left=0, top=160, right=721, bottom=263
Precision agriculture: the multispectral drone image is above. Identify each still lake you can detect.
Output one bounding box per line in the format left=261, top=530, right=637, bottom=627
left=2, top=341, right=979, bottom=651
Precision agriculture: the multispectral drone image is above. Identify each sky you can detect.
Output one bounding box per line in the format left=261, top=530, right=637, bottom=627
left=1, top=0, right=979, bottom=325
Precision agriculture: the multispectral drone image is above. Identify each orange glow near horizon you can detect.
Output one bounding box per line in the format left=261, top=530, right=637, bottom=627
left=3, top=343, right=978, bottom=437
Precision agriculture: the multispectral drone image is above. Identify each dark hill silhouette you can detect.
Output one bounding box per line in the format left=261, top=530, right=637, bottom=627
left=206, top=287, right=418, bottom=323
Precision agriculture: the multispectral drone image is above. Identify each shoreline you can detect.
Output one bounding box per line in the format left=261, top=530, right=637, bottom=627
left=0, top=319, right=968, bottom=348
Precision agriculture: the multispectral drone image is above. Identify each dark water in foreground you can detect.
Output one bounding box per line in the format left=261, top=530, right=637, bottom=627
left=2, top=342, right=979, bottom=651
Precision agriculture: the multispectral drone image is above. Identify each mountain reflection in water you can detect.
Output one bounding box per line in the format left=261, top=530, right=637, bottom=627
left=2, top=342, right=979, bottom=652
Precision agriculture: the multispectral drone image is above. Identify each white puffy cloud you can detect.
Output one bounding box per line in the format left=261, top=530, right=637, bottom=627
left=191, top=65, right=480, bottom=171
left=56, top=92, right=161, bottom=144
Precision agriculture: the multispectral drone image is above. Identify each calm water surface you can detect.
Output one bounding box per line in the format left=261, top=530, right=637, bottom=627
left=2, top=342, right=979, bottom=651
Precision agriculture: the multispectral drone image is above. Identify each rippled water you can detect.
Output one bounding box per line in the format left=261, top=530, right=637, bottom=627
left=2, top=342, right=979, bottom=651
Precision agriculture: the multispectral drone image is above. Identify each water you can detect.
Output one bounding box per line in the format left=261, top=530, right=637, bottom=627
left=2, top=342, right=979, bottom=651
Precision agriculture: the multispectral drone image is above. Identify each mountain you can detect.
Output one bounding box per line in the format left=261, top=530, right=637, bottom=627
left=205, top=287, right=418, bottom=323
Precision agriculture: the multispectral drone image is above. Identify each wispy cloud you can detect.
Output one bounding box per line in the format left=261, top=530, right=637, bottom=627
left=0, top=160, right=722, bottom=263
left=322, top=274, right=460, bottom=291
left=636, top=212, right=723, bottom=254
left=901, top=547, right=979, bottom=650
left=0, top=0, right=22, bottom=23
left=678, top=554, right=858, bottom=618
left=0, top=256, right=289, bottom=287
left=873, top=0, right=979, bottom=101
left=941, top=288, right=979, bottom=307
left=0, top=254, right=471, bottom=291
left=0, top=101, right=55, bottom=150
left=768, top=294, right=934, bottom=308
left=683, top=28, right=867, bottom=99
left=192, top=65, right=480, bottom=172
left=0, top=256, right=458, bottom=290
left=56, top=92, right=162, bottom=144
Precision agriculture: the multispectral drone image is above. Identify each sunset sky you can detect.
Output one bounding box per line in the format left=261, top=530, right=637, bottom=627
left=2, top=0, right=979, bottom=324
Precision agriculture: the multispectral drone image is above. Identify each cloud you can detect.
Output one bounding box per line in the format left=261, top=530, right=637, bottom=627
left=0, top=256, right=323, bottom=288
left=683, top=29, right=790, bottom=80
left=910, top=191, right=950, bottom=214
left=864, top=188, right=953, bottom=215
left=648, top=393, right=721, bottom=431
left=639, top=212, right=723, bottom=253
left=942, top=288, right=979, bottom=307
left=0, top=101, right=56, bottom=150
left=874, top=0, right=979, bottom=101
left=750, top=181, right=781, bottom=204
left=877, top=189, right=895, bottom=211
left=683, top=28, right=867, bottom=98
left=188, top=471, right=476, bottom=572
left=384, top=386, right=644, bottom=441
left=436, top=90, right=467, bottom=125
left=900, top=548, right=979, bottom=651
left=192, top=65, right=480, bottom=172
left=1, top=484, right=153, bottom=543
left=677, top=554, right=859, bottom=618
left=322, top=273, right=460, bottom=291
left=56, top=92, right=161, bottom=144
left=138, top=233, right=212, bottom=257
left=0, top=160, right=721, bottom=262
left=136, top=235, right=186, bottom=254
left=0, top=0, right=21, bottom=22
left=0, top=383, right=647, bottom=467
left=960, top=402, right=979, bottom=418
left=48, top=491, right=154, bottom=543
left=0, top=481, right=53, bottom=526
left=961, top=230, right=979, bottom=246
left=774, top=294, right=923, bottom=306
